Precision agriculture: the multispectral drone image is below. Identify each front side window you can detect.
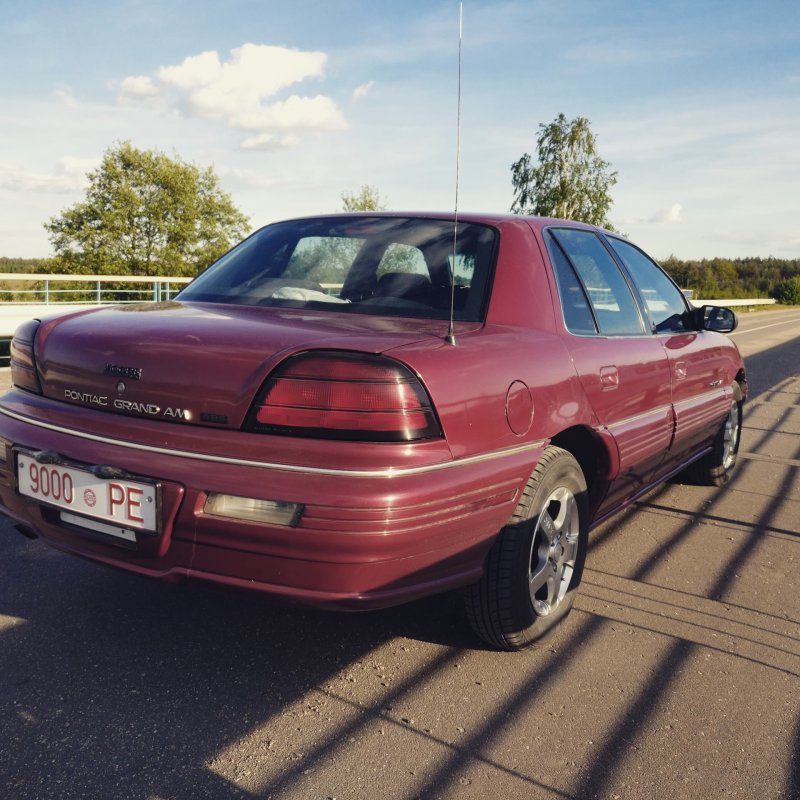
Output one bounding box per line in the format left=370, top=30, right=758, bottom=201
left=606, top=237, right=689, bottom=333
left=179, top=217, right=498, bottom=322
left=547, top=229, right=645, bottom=336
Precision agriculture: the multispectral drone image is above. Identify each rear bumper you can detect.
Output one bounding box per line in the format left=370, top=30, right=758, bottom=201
left=0, top=394, right=542, bottom=608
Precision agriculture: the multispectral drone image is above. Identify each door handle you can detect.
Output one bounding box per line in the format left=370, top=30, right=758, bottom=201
left=600, top=366, right=619, bottom=390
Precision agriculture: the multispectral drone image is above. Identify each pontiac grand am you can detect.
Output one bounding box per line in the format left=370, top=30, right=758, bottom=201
left=0, top=213, right=745, bottom=650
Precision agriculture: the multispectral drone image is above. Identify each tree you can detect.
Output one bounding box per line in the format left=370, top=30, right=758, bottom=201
left=510, top=113, right=617, bottom=228
left=341, top=184, right=386, bottom=212
left=45, top=142, right=250, bottom=277
left=777, top=276, right=800, bottom=305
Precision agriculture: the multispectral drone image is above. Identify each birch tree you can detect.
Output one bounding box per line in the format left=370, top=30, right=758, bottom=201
left=510, top=113, right=617, bottom=228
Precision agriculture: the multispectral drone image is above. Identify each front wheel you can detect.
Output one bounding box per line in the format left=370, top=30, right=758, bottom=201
left=686, top=393, right=743, bottom=487
left=464, top=446, right=589, bottom=651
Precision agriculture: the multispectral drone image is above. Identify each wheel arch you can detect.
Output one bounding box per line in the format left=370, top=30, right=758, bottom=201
left=548, top=425, right=611, bottom=516
left=734, top=369, right=746, bottom=402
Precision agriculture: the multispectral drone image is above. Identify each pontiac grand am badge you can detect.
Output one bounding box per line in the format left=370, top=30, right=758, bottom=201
left=63, top=388, right=190, bottom=420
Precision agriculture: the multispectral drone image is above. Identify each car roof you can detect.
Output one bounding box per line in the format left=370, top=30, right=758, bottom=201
left=269, top=210, right=612, bottom=235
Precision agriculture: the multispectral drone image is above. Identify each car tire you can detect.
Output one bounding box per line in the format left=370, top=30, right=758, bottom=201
left=464, top=446, right=589, bottom=651
left=686, top=390, right=743, bottom=487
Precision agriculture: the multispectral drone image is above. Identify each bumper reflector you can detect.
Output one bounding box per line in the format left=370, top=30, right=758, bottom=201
left=204, top=494, right=303, bottom=527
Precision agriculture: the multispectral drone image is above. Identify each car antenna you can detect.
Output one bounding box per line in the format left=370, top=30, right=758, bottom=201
left=445, top=1, right=463, bottom=347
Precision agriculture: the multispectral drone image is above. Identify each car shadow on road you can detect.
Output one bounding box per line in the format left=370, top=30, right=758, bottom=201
left=0, top=530, right=483, bottom=798
left=737, top=334, right=800, bottom=402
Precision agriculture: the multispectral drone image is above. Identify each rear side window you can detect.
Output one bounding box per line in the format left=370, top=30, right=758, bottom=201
left=606, top=237, right=690, bottom=333
left=547, top=229, right=645, bottom=336
left=548, top=239, right=597, bottom=334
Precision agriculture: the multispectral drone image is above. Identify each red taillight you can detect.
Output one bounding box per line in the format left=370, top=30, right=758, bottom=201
left=10, top=319, right=42, bottom=394
left=246, top=352, right=442, bottom=441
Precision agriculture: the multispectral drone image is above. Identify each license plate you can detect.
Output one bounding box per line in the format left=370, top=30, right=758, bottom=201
left=16, top=453, right=159, bottom=534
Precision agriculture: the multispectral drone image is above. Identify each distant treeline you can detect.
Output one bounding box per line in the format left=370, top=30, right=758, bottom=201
left=0, top=257, right=58, bottom=273
left=2, top=254, right=800, bottom=301
left=660, top=256, right=800, bottom=300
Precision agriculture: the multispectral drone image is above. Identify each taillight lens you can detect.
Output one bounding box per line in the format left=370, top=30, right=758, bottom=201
left=246, top=351, right=442, bottom=442
left=10, top=319, right=42, bottom=394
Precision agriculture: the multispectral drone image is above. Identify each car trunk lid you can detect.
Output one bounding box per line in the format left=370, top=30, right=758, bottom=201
left=33, top=302, right=452, bottom=429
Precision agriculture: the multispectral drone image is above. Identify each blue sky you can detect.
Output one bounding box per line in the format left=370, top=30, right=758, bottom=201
left=1, top=0, right=798, bottom=260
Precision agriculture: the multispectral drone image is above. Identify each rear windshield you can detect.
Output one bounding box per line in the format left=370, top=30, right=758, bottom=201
left=178, top=216, right=498, bottom=322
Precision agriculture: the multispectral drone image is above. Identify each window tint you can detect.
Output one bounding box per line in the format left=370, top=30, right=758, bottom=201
left=549, top=229, right=645, bottom=335
left=607, top=237, right=689, bottom=333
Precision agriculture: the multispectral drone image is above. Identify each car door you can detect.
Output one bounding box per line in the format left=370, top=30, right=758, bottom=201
left=605, top=236, right=732, bottom=475
left=545, top=229, right=674, bottom=514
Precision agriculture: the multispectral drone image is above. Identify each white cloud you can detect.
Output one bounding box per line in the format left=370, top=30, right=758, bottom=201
left=52, top=83, right=79, bottom=108
left=58, top=155, right=99, bottom=177
left=647, top=203, right=683, bottom=223
left=239, top=133, right=301, bottom=151
left=233, top=95, right=345, bottom=132
left=214, top=166, right=280, bottom=189
left=116, top=43, right=346, bottom=148
left=157, top=50, right=225, bottom=93
left=118, top=75, right=160, bottom=102
left=0, top=156, right=96, bottom=193
left=351, top=80, right=375, bottom=102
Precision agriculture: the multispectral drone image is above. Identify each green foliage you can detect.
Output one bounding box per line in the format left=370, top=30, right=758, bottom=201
left=776, top=276, right=800, bottom=305
left=341, top=184, right=386, bottom=212
left=511, top=113, right=617, bottom=228
left=0, top=257, right=53, bottom=273
left=660, top=256, right=800, bottom=299
left=44, top=142, right=250, bottom=277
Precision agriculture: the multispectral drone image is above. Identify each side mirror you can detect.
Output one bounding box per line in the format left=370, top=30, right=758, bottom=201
left=693, top=304, right=738, bottom=333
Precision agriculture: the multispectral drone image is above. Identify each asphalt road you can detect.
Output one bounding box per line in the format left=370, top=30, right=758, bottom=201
left=1, top=309, right=798, bottom=799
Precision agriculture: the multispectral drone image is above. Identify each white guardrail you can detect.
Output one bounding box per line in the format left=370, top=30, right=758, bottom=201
left=693, top=298, right=776, bottom=308
left=0, top=273, right=193, bottom=338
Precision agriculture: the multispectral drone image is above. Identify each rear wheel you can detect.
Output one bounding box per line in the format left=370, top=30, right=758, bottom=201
left=687, top=392, right=743, bottom=486
left=464, top=446, right=588, bottom=651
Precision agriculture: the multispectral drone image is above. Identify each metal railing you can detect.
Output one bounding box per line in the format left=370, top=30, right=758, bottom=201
left=0, top=273, right=195, bottom=366
left=695, top=297, right=776, bottom=307
left=0, top=272, right=193, bottom=304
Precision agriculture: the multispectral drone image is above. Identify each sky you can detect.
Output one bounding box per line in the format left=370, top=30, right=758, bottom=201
left=1, top=0, right=799, bottom=261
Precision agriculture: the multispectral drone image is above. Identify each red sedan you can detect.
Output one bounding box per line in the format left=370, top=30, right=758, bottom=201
left=0, top=213, right=745, bottom=650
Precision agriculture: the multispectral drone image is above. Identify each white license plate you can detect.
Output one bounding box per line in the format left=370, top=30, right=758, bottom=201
left=16, top=454, right=158, bottom=534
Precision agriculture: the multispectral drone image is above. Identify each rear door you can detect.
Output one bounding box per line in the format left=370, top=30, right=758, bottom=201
left=545, top=229, right=673, bottom=514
